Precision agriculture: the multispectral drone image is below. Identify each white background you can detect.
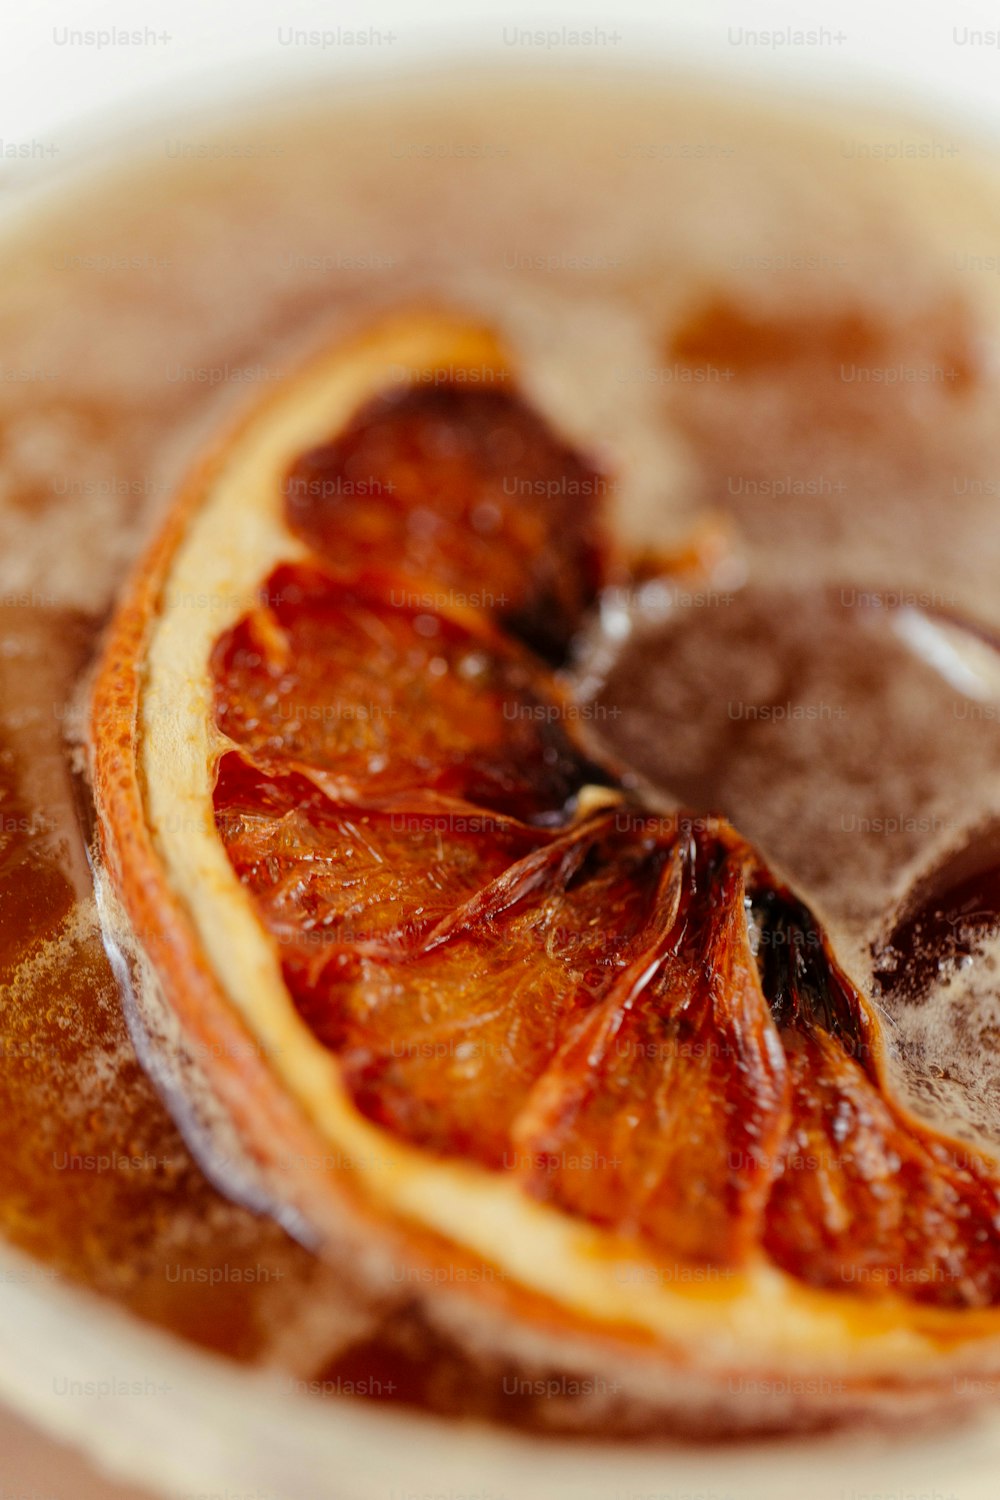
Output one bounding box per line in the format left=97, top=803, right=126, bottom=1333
left=2, top=0, right=1000, bottom=157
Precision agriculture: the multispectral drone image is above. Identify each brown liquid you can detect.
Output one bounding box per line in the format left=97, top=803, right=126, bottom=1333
left=4, top=69, right=1000, bottom=1416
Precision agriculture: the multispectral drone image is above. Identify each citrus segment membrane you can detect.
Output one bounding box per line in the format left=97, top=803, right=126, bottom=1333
left=511, top=846, right=789, bottom=1265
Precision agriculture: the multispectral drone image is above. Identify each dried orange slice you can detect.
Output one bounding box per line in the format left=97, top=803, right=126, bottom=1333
left=91, top=311, right=1000, bottom=1433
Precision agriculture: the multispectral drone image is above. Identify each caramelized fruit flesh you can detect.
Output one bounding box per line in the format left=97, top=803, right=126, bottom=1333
left=211, top=562, right=612, bottom=824
left=284, top=384, right=606, bottom=660
left=749, top=876, right=1000, bottom=1307
left=291, top=814, right=682, bottom=1165
left=215, top=752, right=548, bottom=959
left=210, top=379, right=1000, bottom=1308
